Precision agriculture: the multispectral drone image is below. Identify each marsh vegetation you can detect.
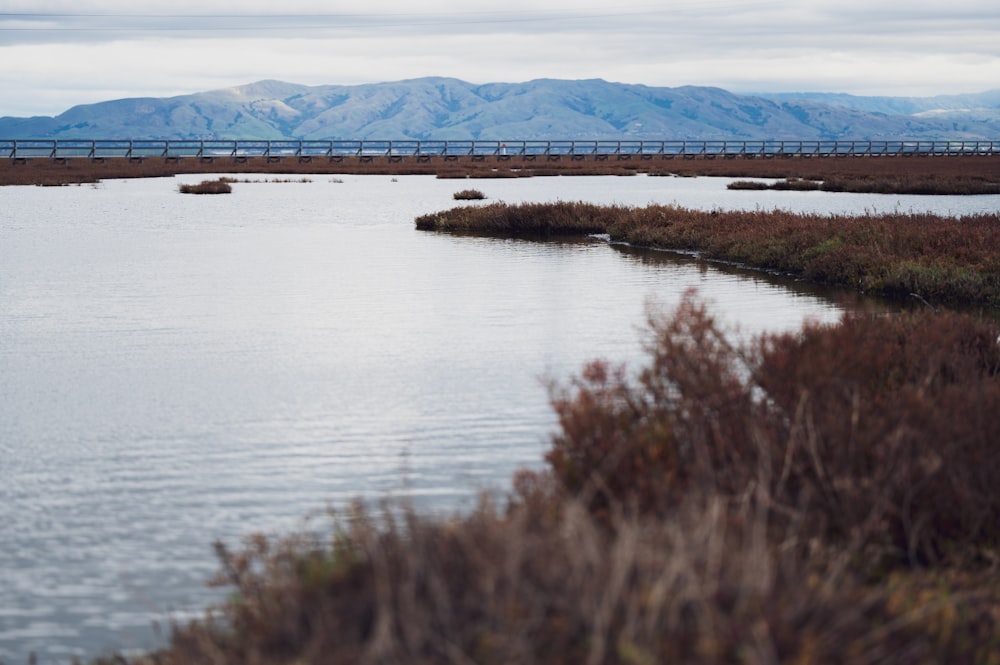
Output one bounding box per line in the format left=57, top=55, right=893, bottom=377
left=452, top=188, right=487, bottom=200
left=729, top=175, right=1000, bottom=195
left=178, top=178, right=232, bottom=194
left=3, top=154, right=997, bottom=193
left=416, top=202, right=1000, bottom=307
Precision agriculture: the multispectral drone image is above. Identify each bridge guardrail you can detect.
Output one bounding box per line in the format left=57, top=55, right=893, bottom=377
left=4, top=139, right=998, bottom=161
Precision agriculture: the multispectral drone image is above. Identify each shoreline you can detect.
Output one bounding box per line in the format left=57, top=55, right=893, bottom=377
left=416, top=201, right=1000, bottom=309
left=3, top=153, right=999, bottom=190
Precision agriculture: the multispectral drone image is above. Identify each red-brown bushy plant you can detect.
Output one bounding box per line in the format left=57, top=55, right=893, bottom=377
left=753, top=307, right=1000, bottom=564
left=547, top=296, right=759, bottom=520
left=547, top=292, right=1000, bottom=565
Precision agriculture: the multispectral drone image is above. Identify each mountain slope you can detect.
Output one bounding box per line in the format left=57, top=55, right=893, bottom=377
left=2, top=78, right=999, bottom=141
left=758, top=90, right=1000, bottom=115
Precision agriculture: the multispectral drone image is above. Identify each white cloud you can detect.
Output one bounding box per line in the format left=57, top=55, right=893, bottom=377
left=1, top=1, right=998, bottom=117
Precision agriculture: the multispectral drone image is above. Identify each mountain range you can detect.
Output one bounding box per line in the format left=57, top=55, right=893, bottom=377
left=2, top=78, right=999, bottom=141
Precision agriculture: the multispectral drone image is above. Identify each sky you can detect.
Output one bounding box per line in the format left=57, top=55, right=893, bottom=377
left=1, top=0, right=999, bottom=118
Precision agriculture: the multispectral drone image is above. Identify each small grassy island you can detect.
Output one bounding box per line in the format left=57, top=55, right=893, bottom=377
left=416, top=202, right=1000, bottom=308
left=452, top=188, right=487, bottom=200
left=178, top=178, right=233, bottom=194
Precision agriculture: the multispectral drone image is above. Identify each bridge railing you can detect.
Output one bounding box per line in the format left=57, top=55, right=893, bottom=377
left=4, top=139, right=998, bottom=161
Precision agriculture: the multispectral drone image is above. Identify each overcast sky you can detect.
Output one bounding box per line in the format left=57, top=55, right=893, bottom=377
left=2, top=0, right=999, bottom=117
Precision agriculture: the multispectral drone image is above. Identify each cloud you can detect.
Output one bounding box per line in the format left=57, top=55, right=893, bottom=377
left=1, top=0, right=999, bottom=117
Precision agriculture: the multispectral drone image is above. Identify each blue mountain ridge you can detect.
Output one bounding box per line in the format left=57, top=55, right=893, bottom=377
left=2, top=78, right=998, bottom=141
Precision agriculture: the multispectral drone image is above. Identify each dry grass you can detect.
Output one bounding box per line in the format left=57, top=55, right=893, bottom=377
left=178, top=178, right=232, bottom=194
left=730, top=175, right=1000, bottom=195
left=452, top=188, right=487, bottom=200
left=105, top=295, right=1000, bottom=665
left=416, top=201, right=613, bottom=236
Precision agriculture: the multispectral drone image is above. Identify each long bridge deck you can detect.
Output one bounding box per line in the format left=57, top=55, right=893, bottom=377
left=3, top=139, right=999, bottom=163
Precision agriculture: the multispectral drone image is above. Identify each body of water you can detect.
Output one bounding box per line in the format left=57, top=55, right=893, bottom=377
left=2, top=173, right=997, bottom=663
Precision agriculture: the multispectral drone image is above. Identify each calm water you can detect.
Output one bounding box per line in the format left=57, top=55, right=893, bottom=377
left=2, top=173, right=997, bottom=663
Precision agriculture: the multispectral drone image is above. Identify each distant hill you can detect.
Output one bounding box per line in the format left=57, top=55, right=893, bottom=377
left=2, top=78, right=999, bottom=141
left=757, top=90, right=1000, bottom=126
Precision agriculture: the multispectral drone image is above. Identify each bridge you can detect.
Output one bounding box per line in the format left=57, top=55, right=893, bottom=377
left=3, top=138, right=998, bottom=163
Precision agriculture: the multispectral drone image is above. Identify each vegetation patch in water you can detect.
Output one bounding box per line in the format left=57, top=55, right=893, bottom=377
left=417, top=202, right=1000, bottom=306
left=178, top=178, right=233, bottom=194
left=728, top=175, right=1000, bottom=195
left=452, top=188, right=487, bottom=200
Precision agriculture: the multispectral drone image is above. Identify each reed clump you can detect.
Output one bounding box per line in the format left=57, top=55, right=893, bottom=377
left=415, top=201, right=616, bottom=236
left=178, top=178, right=233, bottom=194
left=416, top=202, right=1000, bottom=306
left=729, top=175, right=1000, bottom=195
left=452, top=188, right=487, bottom=200
left=113, top=294, right=1000, bottom=665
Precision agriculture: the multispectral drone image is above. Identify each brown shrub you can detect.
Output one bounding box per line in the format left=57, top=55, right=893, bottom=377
left=127, top=496, right=1000, bottom=665
left=452, top=188, right=487, bottom=200
left=548, top=292, right=1000, bottom=565
left=547, top=296, right=758, bottom=519
left=178, top=178, right=232, bottom=194
left=753, top=307, right=1000, bottom=564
